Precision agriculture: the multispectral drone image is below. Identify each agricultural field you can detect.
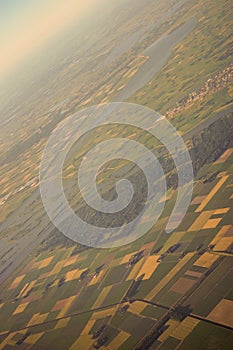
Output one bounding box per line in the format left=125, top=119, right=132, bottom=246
left=0, top=145, right=232, bottom=349
left=0, top=0, right=232, bottom=349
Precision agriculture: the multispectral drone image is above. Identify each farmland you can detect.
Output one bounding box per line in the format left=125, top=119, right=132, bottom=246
left=0, top=0, right=232, bottom=349
left=0, top=143, right=232, bottom=349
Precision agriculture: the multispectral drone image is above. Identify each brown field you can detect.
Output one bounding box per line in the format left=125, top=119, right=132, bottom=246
left=52, top=296, right=76, bottom=315
left=208, top=299, right=233, bottom=327
left=58, top=296, right=76, bottom=318
left=185, top=270, right=203, bottom=278
left=141, top=241, right=156, bottom=255
left=171, top=277, right=196, bottom=294
left=37, top=272, right=50, bottom=280
left=147, top=253, right=195, bottom=300
left=191, top=195, right=206, bottom=205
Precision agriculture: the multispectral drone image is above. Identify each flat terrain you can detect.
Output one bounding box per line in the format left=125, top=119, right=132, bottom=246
left=0, top=0, right=232, bottom=349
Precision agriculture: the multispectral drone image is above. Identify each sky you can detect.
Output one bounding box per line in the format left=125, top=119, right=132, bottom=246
left=0, top=0, right=105, bottom=83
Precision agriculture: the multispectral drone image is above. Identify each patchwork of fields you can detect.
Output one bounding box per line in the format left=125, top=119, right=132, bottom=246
left=0, top=147, right=232, bottom=349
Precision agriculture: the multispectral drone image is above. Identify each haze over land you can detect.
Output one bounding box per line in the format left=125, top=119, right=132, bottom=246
left=0, top=0, right=232, bottom=349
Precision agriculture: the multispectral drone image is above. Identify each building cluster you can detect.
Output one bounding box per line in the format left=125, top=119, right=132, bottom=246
left=126, top=250, right=144, bottom=268
left=166, top=63, right=233, bottom=119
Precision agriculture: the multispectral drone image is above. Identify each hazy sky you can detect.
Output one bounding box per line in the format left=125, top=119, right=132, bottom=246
left=0, top=0, right=104, bottom=82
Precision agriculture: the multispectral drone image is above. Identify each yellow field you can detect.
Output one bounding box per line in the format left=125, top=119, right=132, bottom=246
left=196, top=176, right=229, bottom=213
left=89, top=270, right=105, bottom=286
left=158, top=319, right=179, bottom=342
left=49, top=261, right=64, bottom=275
left=57, top=296, right=76, bottom=318
left=92, top=285, right=112, bottom=309
left=189, top=211, right=213, bottom=231
left=39, top=256, right=54, bottom=269
left=121, top=252, right=137, bottom=264
left=92, top=306, right=116, bottom=320
left=55, top=317, right=71, bottom=329
left=20, top=280, right=36, bottom=298
left=146, top=253, right=195, bottom=300
left=25, top=332, right=44, bottom=345
left=8, top=275, right=25, bottom=290
left=108, top=331, right=130, bottom=349
left=171, top=317, right=200, bottom=340
left=214, top=208, right=230, bottom=215
left=27, top=312, right=48, bottom=327
left=210, top=225, right=231, bottom=246
left=64, top=256, right=78, bottom=267
left=136, top=256, right=160, bottom=280
left=208, top=299, right=233, bottom=327
left=0, top=333, right=18, bottom=350
left=17, top=282, right=29, bottom=298
left=214, top=148, right=233, bottom=164
left=194, top=252, right=219, bottom=268
left=214, top=237, right=233, bottom=251
left=129, top=301, right=146, bottom=315
left=33, top=256, right=53, bottom=270
left=69, top=334, right=94, bottom=350
left=141, top=241, right=156, bottom=255
left=126, top=259, right=145, bottom=281
left=52, top=296, right=76, bottom=318
left=13, top=302, right=29, bottom=315
left=65, top=269, right=80, bottom=281
left=202, top=218, right=222, bottom=229
left=80, top=319, right=96, bottom=335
